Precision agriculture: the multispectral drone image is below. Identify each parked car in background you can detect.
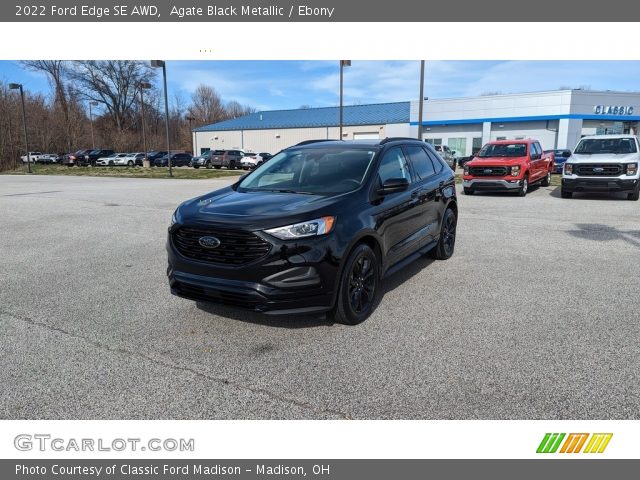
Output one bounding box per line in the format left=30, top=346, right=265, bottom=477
left=241, top=152, right=273, bottom=169
left=145, top=151, right=168, bottom=165
left=457, top=154, right=476, bottom=169
left=434, top=145, right=457, bottom=170
left=63, top=149, right=93, bottom=166
left=167, top=138, right=458, bottom=325
left=191, top=150, right=217, bottom=169
left=124, top=153, right=145, bottom=166
left=210, top=149, right=245, bottom=170
left=36, top=153, right=63, bottom=164
left=79, top=149, right=115, bottom=166
left=96, top=153, right=130, bottom=166
left=463, top=139, right=554, bottom=196
left=544, top=149, right=572, bottom=173
left=561, top=135, right=640, bottom=200
left=20, top=152, right=44, bottom=163
left=154, top=152, right=193, bottom=167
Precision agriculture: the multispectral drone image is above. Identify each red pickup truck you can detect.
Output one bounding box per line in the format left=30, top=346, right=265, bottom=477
left=462, top=139, right=554, bottom=196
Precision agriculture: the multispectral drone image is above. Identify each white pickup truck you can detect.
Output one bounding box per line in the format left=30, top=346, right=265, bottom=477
left=561, top=135, right=640, bottom=201
left=20, top=152, right=44, bottom=163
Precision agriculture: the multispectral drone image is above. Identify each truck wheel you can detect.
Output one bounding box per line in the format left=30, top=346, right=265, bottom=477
left=127, top=160, right=134, bottom=167
left=541, top=171, right=551, bottom=187
left=518, top=175, right=528, bottom=197
left=628, top=184, right=640, bottom=201
left=205, top=161, right=212, bottom=169
left=331, top=243, right=379, bottom=325
left=561, top=188, right=572, bottom=199
left=429, top=208, right=457, bottom=260
left=463, top=188, right=474, bottom=195
left=229, top=160, right=236, bottom=170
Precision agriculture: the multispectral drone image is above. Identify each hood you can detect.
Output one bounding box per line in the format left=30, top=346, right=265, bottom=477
left=177, top=186, right=339, bottom=230
left=569, top=152, right=639, bottom=164
left=468, top=156, right=527, bottom=166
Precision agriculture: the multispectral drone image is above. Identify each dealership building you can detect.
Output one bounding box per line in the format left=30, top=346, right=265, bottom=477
left=192, top=89, right=640, bottom=157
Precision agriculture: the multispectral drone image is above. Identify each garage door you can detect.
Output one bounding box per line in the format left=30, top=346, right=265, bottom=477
left=353, top=132, right=380, bottom=140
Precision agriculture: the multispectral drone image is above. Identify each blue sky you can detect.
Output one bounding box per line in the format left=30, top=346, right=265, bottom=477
left=2, top=60, right=640, bottom=111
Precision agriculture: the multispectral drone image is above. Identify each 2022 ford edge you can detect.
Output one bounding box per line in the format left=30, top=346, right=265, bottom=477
left=167, top=138, right=458, bottom=324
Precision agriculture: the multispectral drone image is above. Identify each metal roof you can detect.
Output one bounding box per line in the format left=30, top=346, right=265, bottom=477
left=193, top=102, right=410, bottom=132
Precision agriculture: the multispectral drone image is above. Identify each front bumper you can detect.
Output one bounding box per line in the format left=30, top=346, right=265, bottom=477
left=167, top=227, right=340, bottom=315
left=561, top=177, right=639, bottom=193
left=462, top=178, right=522, bottom=191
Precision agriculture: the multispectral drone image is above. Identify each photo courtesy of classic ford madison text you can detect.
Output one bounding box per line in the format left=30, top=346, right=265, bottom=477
left=1, top=60, right=639, bottom=420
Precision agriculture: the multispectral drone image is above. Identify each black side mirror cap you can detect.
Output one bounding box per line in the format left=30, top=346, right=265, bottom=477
left=378, top=177, right=410, bottom=196
left=563, top=150, right=572, bottom=158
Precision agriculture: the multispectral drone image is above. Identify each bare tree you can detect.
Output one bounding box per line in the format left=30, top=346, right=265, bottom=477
left=186, top=85, right=228, bottom=126
left=68, top=60, right=156, bottom=132
left=226, top=100, right=256, bottom=119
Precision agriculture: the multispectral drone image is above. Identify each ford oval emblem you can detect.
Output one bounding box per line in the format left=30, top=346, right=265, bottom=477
left=593, top=167, right=604, bottom=172
left=484, top=169, right=493, bottom=174
left=198, top=236, right=221, bottom=248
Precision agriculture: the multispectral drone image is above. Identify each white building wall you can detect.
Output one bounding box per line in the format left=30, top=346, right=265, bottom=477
left=193, top=123, right=403, bottom=154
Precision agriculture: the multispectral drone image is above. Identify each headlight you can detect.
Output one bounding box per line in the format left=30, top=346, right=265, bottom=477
left=564, top=163, right=573, bottom=175
left=511, top=165, right=521, bottom=177
left=463, top=165, right=469, bottom=175
left=264, top=216, right=335, bottom=240
left=626, top=163, right=638, bottom=176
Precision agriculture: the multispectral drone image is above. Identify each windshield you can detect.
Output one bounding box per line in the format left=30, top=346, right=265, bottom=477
left=238, top=147, right=377, bottom=196
left=574, top=138, right=637, bottom=154
left=477, top=143, right=527, bottom=157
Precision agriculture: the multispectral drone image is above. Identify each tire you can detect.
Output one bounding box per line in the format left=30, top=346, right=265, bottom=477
left=541, top=170, right=551, bottom=187
left=109, top=161, right=114, bottom=166
left=214, top=165, right=221, bottom=170
left=561, top=188, right=572, bottom=199
left=518, top=174, right=529, bottom=197
left=228, top=160, right=236, bottom=170
left=463, top=187, right=474, bottom=195
left=331, top=244, right=379, bottom=325
left=429, top=207, right=457, bottom=260
left=628, top=184, right=640, bottom=201
left=193, top=165, right=199, bottom=169
left=127, top=160, right=134, bottom=167
left=205, top=161, right=212, bottom=169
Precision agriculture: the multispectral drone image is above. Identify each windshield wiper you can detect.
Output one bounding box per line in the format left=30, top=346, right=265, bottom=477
left=270, top=189, right=316, bottom=195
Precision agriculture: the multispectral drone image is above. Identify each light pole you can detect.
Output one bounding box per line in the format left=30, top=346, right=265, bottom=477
left=417, top=60, right=425, bottom=141
left=139, top=81, right=152, bottom=167
left=339, top=60, right=351, bottom=140
left=9, top=83, right=30, bottom=173
left=186, top=115, right=195, bottom=155
left=150, top=60, right=172, bottom=177
left=89, top=101, right=99, bottom=149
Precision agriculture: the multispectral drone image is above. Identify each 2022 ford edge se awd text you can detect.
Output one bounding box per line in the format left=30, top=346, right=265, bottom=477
left=167, top=138, right=458, bottom=325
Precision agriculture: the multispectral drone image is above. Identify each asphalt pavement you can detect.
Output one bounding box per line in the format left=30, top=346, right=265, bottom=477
left=1, top=175, right=639, bottom=419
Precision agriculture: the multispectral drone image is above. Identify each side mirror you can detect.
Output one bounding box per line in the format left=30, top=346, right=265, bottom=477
left=451, top=151, right=456, bottom=155
left=563, top=150, right=572, bottom=158
left=378, top=177, right=409, bottom=195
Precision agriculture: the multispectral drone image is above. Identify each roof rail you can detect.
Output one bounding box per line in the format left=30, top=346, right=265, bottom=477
left=294, top=139, right=340, bottom=146
left=378, top=137, right=424, bottom=145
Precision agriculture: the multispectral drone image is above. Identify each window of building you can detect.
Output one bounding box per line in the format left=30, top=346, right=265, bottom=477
left=447, top=138, right=467, bottom=156
left=425, top=138, right=442, bottom=146
left=496, top=136, right=507, bottom=141
left=472, top=137, right=483, bottom=154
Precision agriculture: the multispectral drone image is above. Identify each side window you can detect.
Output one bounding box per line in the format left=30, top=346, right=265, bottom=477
left=405, top=145, right=436, bottom=180
left=378, top=147, right=412, bottom=185
left=425, top=148, right=444, bottom=173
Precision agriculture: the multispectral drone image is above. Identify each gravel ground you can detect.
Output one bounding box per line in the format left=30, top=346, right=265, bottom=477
left=1, top=175, right=639, bottom=419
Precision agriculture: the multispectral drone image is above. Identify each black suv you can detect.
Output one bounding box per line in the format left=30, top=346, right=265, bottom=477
left=81, top=149, right=115, bottom=167
left=167, top=138, right=458, bottom=324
